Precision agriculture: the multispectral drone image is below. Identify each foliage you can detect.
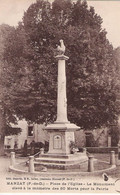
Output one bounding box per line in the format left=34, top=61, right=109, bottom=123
left=5, top=127, right=22, bottom=136
left=114, top=47, right=120, bottom=114
left=3, top=0, right=120, bottom=131
left=69, top=141, right=78, bottom=153
left=0, top=24, right=22, bottom=137
left=86, top=134, right=99, bottom=147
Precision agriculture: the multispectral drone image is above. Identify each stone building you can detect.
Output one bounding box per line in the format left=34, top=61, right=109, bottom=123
left=4, top=119, right=49, bottom=149
left=75, top=127, right=111, bottom=148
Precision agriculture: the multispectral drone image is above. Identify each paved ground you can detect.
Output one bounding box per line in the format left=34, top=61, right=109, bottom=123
left=1, top=154, right=120, bottom=193
left=0, top=156, right=23, bottom=177
left=94, top=153, right=120, bottom=179
left=0, top=153, right=120, bottom=178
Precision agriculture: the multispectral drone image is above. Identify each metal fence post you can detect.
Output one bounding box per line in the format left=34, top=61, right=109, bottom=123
left=110, top=151, right=116, bottom=165
left=10, top=152, right=15, bottom=166
left=88, top=155, right=94, bottom=172
left=29, top=156, right=34, bottom=173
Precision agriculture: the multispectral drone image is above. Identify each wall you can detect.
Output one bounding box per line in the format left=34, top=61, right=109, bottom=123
left=74, top=128, right=109, bottom=148
left=4, top=120, right=49, bottom=149
left=4, top=119, right=28, bottom=149
left=92, top=128, right=108, bottom=147
left=34, top=124, right=49, bottom=144
left=74, top=130, right=86, bottom=147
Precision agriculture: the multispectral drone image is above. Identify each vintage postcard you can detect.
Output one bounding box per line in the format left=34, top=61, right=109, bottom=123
left=0, top=0, right=120, bottom=194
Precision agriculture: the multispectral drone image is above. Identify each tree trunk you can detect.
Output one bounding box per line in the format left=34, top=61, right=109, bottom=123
left=0, top=136, right=4, bottom=156
left=0, top=110, right=5, bottom=156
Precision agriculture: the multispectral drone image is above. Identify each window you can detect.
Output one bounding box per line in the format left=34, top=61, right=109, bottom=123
left=28, top=126, right=34, bottom=136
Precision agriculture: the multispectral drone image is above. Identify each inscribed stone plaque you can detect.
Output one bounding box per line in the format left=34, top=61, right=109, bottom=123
left=53, top=135, right=62, bottom=149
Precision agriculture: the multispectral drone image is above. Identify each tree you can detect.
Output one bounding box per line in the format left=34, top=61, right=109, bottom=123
left=4, top=0, right=119, bottom=133
left=113, top=47, right=120, bottom=140
left=114, top=47, right=120, bottom=108
left=0, top=24, right=23, bottom=155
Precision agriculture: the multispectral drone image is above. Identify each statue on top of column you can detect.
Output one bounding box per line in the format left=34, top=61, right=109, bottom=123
left=56, top=40, right=65, bottom=55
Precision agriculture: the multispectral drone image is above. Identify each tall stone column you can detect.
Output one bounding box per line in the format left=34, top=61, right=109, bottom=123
left=44, top=40, right=80, bottom=155
left=55, top=55, right=69, bottom=124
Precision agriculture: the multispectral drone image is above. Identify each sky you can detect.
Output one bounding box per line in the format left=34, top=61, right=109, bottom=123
left=0, top=0, right=120, bottom=48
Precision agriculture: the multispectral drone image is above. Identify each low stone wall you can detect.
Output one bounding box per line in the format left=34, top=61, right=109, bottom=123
left=79, top=147, right=118, bottom=154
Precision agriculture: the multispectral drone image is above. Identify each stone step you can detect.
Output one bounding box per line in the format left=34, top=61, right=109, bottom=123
left=35, top=159, right=86, bottom=165
left=35, top=158, right=69, bottom=163
left=34, top=160, right=88, bottom=167
left=33, top=153, right=88, bottom=170
left=35, top=156, right=86, bottom=162
left=34, top=155, right=88, bottom=166
left=39, top=152, right=86, bottom=159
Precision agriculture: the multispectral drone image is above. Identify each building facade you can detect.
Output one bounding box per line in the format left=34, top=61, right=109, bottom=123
left=4, top=117, right=120, bottom=150
left=4, top=119, right=49, bottom=149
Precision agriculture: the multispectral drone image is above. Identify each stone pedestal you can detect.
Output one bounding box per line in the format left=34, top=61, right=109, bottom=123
left=45, top=123, right=79, bottom=155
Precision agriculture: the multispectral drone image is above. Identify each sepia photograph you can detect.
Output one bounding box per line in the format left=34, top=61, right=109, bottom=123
left=0, top=0, right=120, bottom=193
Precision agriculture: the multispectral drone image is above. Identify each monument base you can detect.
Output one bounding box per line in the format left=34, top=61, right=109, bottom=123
left=35, top=152, right=88, bottom=170
left=44, top=122, right=80, bottom=155
left=42, top=122, right=85, bottom=170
